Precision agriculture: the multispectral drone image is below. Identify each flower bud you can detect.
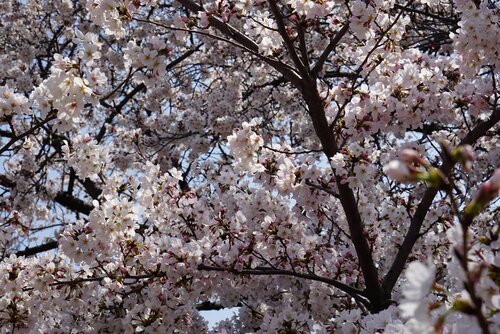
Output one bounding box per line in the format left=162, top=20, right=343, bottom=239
left=383, top=160, right=414, bottom=182
left=464, top=169, right=500, bottom=218
left=451, top=145, right=476, bottom=171
left=419, top=167, right=445, bottom=188
left=451, top=298, right=475, bottom=315
left=400, top=149, right=428, bottom=166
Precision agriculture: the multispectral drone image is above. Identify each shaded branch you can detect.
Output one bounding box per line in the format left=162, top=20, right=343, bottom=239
left=394, top=3, right=459, bottom=25
left=198, top=264, right=369, bottom=303
left=96, top=83, right=146, bottom=143
left=196, top=301, right=242, bottom=311
left=323, top=70, right=358, bottom=80
left=53, top=192, right=94, bottom=215
left=78, top=179, right=102, bottom=200
left=268, top=0, right=309, bottom=77
left=16, top=240, right=58, bottom=257
left=0, top=112, right=57, bottom=155
left=301, top=82, right=385, bottom=311
left=0, top=174, right=94, bottom=215
left=311, top=22, right=350, bottom=76
left=0, top=130, right=14, bottom=138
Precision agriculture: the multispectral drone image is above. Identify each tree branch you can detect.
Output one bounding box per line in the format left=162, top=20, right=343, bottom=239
left=311, top=22, right=350, bottom=76
left=0, top=175, right=94, bottom=215
left=53, top=192, right=94, bottom=215
left=301, top=82, right=386, bottom=311
left=196, top=301, right=242, bottom=311
left=198, top=264, right=369, bottom=303
left=77, top=178, right=102, bottom=200
left=174, top=0, right=303, bottom=86
left=394, top=3, right=459, bottom=25
left=267, top=0, right=309, bottom=78
left=15, top=240, right=58, bottom=257
left=323, top=70, right=358, bottom=80
left=0, top=112, right=57, bottom=155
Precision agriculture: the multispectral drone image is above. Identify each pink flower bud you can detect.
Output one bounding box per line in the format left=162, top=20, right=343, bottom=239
left=383, top=160, right=413, bottom=182
left=451, top=145, right=476, bottom=171
left=490, top=168, right=500, bottom=186
left=478, top=169, right=500, bottom=202
left=465, top=169, right=500, bottom=217
left=400, top=149, right=427, bottom=165
left=460, top=145, right=476, bottom=162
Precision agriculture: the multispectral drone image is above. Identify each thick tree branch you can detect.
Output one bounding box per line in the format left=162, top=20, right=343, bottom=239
left=198, top=264, right=369, bottom=304
left=196, top=301, right=241, bottom=311
left=79, top=178, right=102, bottom=200
left=323, top=70, right=358, bottom=80
left=0, top=129, right=14, bottom=138
left=0, top=174, right=16, bottom=188
left=53, top=192, right=94, bottom=215
left=300, top=83, right=385, bottom=311
left=0, top=175, right=93, bottom=215
left=16, top=240, right=58, bottom=257
left=46, top=265, right=368, bottom=305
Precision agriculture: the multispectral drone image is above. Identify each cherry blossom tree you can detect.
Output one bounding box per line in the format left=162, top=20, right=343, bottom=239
left=0, top=0, right=498, bottom=332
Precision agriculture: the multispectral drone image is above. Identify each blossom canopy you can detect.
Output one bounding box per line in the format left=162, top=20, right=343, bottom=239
left=0, top=0, right=499, bottom=333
